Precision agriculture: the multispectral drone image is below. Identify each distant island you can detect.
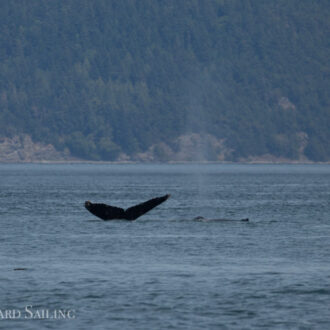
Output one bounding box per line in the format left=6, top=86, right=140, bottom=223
left=0, top=1, right=329, bottom=162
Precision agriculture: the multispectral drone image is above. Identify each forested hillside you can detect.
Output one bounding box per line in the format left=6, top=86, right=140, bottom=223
left=0, top=0, right=329, bottom=161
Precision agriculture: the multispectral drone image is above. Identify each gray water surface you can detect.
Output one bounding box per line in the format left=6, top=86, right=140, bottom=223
left=0, top=164, right=329, bottom=329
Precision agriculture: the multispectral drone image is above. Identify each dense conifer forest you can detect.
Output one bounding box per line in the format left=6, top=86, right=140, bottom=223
left=0, top=0, right=329, bottom=161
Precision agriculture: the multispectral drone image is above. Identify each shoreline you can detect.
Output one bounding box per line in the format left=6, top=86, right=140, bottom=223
left=0, top=160, right=329, bottom=165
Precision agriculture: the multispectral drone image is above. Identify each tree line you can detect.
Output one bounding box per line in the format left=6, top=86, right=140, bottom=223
left=0, top=0, right=329, bottom=161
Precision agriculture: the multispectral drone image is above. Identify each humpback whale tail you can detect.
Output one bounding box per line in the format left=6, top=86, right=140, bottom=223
left=85, top=194, right=170, bottom=221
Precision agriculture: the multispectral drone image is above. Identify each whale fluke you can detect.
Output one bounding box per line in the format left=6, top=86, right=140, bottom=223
left=85, top=194, right=170, bottom=221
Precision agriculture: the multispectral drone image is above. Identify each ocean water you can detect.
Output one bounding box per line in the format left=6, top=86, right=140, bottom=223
left=0, top=163, right=329, bottom=329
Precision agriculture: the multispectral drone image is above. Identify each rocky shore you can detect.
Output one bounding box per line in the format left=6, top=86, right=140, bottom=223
left=0, top=135, right=76, bottom=163
left=0, top=134, right=325, bottom=164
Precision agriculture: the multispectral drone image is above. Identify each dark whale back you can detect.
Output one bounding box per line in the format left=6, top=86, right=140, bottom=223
left=193, top=216, right=249, bottom=222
